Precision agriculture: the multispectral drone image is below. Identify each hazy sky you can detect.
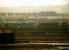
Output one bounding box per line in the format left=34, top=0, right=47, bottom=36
left=0, top=0, right=68, bottom=7
left=0, top=0, right=69, bottom=13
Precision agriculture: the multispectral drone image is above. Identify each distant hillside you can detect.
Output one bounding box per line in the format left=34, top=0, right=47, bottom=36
left=0, top=5, right=69, bottom=13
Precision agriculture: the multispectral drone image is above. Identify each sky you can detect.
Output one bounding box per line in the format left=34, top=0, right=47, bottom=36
left=0, top=0, right=69, bottom=13
left=0, top=0, right=68, bottom=7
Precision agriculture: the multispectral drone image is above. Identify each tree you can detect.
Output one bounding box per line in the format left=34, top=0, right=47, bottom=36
left=61, top=21, right=68, bottom=36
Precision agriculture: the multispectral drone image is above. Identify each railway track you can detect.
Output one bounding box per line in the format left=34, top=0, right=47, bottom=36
left=0, top=43, right=69, bottom=50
